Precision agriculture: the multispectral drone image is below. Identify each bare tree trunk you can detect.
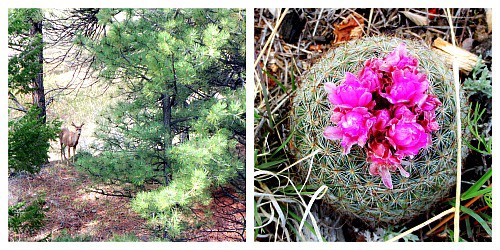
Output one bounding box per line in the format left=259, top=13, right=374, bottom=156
left=30, top=18, right=46, bottom=123
left=161, top=92, right=172, bottom=186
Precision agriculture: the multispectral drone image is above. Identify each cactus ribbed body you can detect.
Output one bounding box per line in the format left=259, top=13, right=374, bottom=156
left=291, top=37, right=468, bottom=225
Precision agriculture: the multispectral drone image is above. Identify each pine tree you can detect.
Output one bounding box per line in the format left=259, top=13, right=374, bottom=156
left=74, top=9, right=245, bottom=239
left=8, top=8, right=61, bottom=174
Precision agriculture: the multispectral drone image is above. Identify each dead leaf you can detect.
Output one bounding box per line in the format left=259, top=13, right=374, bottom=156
left=309, top=44, right=323, bottom=52
left=474, top=24, right=489, bottom=42
left=428, top=8, right=439, bottom=20
left=333, top=12, right=365, bottom=44
left=350, top=26, right=364, bottom=40
left=400, top=11, right=429, bottom=26
left=269, top=63, right=279, bottom=73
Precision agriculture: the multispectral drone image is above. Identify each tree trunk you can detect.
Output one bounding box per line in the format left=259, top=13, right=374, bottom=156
left=161, top=92, right=172, bottom=185
left=30, top=18, right=46, bottom=123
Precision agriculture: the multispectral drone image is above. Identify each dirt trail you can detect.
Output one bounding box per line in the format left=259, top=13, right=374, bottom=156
left=8, top=161, right=151, bottom=241
left=8, top=161, right=246, bottom=242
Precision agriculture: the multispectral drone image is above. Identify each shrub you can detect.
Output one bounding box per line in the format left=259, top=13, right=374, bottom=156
left=8, top=107, right=61, bottom=174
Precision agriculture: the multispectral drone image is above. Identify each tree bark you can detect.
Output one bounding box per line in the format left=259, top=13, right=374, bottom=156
left=30, top=18, right=46, bottom=123
left=161, top=92, right=172, bottom=185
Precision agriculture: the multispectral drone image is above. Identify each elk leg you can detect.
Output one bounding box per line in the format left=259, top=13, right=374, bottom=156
left=61, top=144, right=66, bottom=160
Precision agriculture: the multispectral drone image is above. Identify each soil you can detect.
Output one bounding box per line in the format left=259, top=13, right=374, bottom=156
left=8, top=161, right=245, bottom=242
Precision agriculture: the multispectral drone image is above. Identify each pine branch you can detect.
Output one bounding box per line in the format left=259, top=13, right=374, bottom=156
left=8, top=92, right=28, bottom=113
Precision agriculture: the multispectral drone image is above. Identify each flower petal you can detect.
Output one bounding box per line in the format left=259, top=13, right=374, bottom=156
left=379, top=166, right=394, bottom=189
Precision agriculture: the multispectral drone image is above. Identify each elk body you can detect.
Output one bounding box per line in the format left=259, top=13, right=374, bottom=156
left=60, top=122, right=84, bottom=162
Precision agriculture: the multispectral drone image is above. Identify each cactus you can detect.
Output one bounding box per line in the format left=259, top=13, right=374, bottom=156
left=291, top=36, right=469, bottom=225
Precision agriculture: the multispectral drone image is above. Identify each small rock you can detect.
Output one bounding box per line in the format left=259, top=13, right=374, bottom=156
left=462, top=38, right=474, bottom=51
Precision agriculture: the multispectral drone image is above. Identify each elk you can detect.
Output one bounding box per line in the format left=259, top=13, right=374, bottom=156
left=59, top=122, right=85, bottom=163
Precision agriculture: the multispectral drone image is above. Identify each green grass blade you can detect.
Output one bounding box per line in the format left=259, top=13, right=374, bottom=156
left=263, top=69, right=286, bottom=93
left=254, top=109, right=261, bottom=119
left=465, top=217, right=472, bottom=239
left=254, top=199, right=262, bottom=240
left=270, top=130, right=295, bottom=158
left=288, top=210, right=323, bottom=241
left=460, top=205, right=492, bottom=236
left=461, top=168, right=492, bottom=200
left=483, top=191, right=492, bottom=208
left=282, top=184, right=321, bottom=193
left=461, top=186, right=492, bottom=201
left=256, top=159, right=288, bottom=170
left=478, top=212, right=492, bottom=223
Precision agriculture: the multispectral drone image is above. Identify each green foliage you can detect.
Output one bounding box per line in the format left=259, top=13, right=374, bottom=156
left=483, top=191, right=492, bottom=208
left=74, top=8, right=245, bottom=239
left=461, top=168, right=492, bottom=201
left=8, top=196, right=47, bottom=236
left=382, top=226, right=419, bottom=242
left=462, top=59, right=492, bottom=98
left=8, top=8, right=43, bottom=95
left=8, top=8, right=59, bottom=174
left=76, top=150, right=159, bottom=187
left=459, top=206, right=492, bottom=236
left=51, top=229, right=92, bottom=242
left=465, top=102, right=492, bottom=155
left=8, top=107, right=62, bottom=174
left=107, top=233, right=141, bottom=242
left=456, top=168, right=492, bottom=238
left=132, top=98, right=244, bottom=239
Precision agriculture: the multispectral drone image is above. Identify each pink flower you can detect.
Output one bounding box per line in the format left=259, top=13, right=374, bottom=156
left=369, top=162, right=410, bottom=189
left=323, top=43, right=440, bottom=189
left=420, top=94, right=442, bottom=111
left=379, top=43, right=418, bottom=72
left=367, top=141, right=401, bottom=167
left=324, top=107, right=376, bottom=154
left=324, top=73, right=374, bottom=109
left=392, top=105, right=416, bottom=122
left=367, top=140, right=410, bottom=189
left=330, top=107, right=344, bottom=123
left=380, top=69, right=429, bottom=107
left=369, top=164, right=395, bottom=189
left=373, top=109, right=391, bottom=131
left=388, top=119, right=431, bottom=157
left=358, top=61, right=382, bottom=92
left=420, top=111, right=440, bottom=133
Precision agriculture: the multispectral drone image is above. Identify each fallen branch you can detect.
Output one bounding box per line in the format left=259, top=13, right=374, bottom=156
left=86, top=187, right=133, bottom=198
left=432, top=37, right=481, bottom=73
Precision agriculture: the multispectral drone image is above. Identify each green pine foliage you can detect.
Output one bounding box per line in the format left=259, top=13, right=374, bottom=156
left=73, top=8, right=245, bottom=239
left=75, top=98, right=165, bottom=186
left=8, top=107, right=62, bottom=174
left=8, top=8, right=43, bottom=94
left=51, top=229, right=92, bottom=242
left=8, top=8, right=60, bottom=174
left=8, top=196, right=47, bottom=236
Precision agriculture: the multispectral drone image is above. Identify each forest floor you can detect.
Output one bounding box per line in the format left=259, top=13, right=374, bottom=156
left=8, top=160, right=245, bottom=242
